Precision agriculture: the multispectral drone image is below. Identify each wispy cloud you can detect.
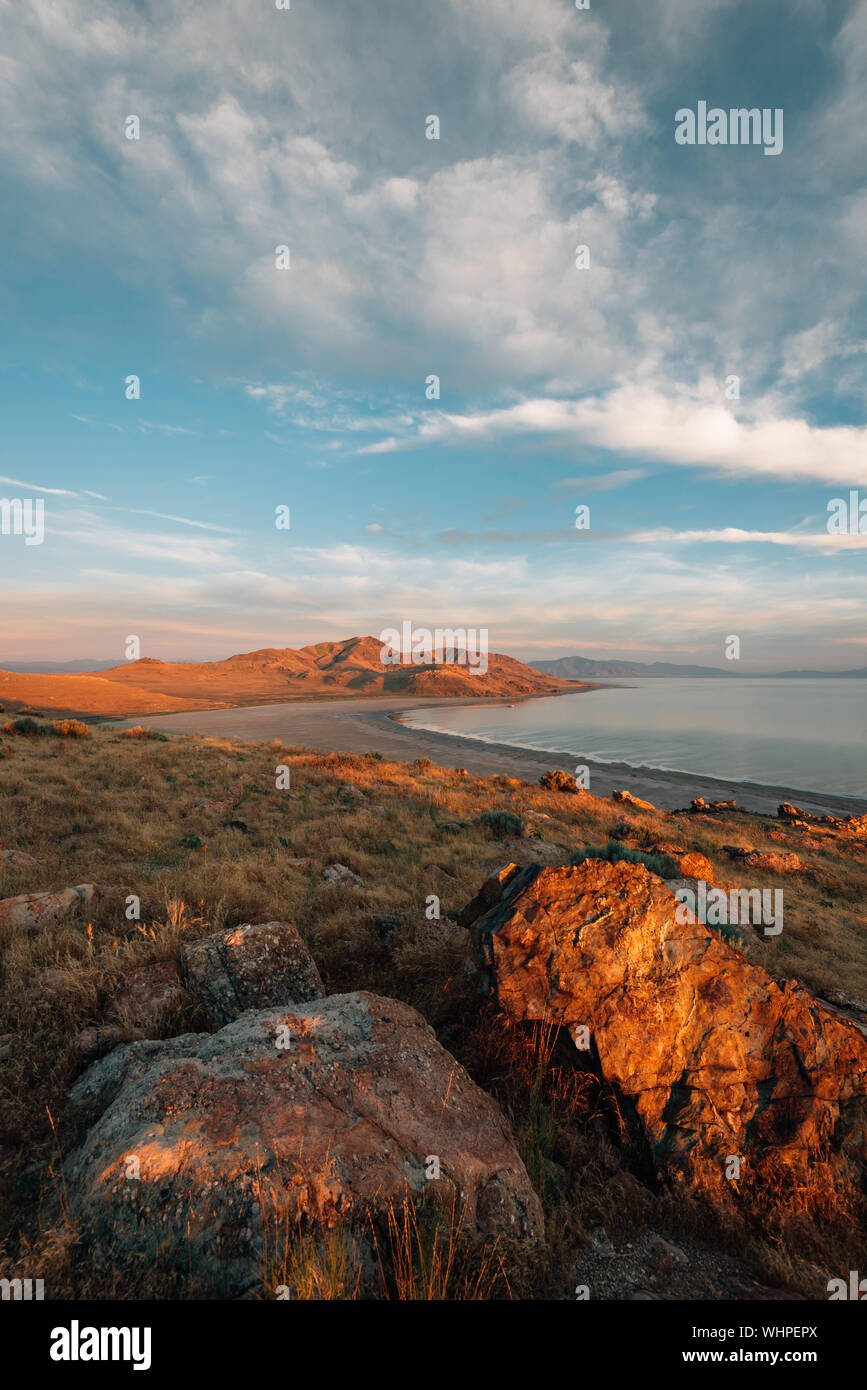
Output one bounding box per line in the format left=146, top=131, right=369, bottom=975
left=116, top=508, right=241, bottom=534
left=0, top=475, right=78, bottom=496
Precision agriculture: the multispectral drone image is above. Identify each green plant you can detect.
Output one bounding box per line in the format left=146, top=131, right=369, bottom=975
left=477, top=810, right=526, bottom=840
left=5, top=717, right=51, bottom=737
left=571, top=839, right=679, bottom=879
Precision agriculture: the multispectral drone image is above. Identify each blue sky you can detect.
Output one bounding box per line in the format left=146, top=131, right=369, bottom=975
left=1, top=0, right=866, bottom=669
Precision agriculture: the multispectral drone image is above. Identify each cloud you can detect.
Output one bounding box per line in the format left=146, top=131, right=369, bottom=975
left=551, top=469, right=646, bottom=494
left=138, top=420, right=201, bottom=437
left=363, top=384, right=867, bottom=485
left=0, top=475, right=78, bottom=496
left=623, top=527, right=867, bottom=551
left=503, top=51, right=644, bottom=147
left=116, top=508, right=241, bottom=534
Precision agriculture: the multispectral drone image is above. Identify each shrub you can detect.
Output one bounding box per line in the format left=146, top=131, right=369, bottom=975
left=539, top=769, right=578, bottom=793
left=4, top=717, right=50, bottom=737
left=52, top=719, right=91, bottom=738
left=477, top=810, right=526, bottom=840
left=119, top=725, right=169, bottom=741
left=571, top=839, right=679, bottom=879
left=412, top=757, right=434, bottom=772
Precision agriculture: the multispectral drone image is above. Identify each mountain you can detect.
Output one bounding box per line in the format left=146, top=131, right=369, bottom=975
left=531, top=655, right=867, bottom=679
left=530, top=656, right=737, bottom=679
left=0, top=659, right=120, bottom=674
left=0, top=636, right=579, bottom=716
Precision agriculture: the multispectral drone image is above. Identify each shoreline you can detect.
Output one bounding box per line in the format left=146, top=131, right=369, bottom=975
left=112, top=691, right=867, bottom=818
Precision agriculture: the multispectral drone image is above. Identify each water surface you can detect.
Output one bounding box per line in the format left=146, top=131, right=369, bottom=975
left=399, top=678, right=867, bottom=799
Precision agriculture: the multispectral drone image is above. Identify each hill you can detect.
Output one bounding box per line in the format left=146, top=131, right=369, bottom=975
left=0, top=636, right=578, bottom=716
left=532, top=655, right=867, bottom=680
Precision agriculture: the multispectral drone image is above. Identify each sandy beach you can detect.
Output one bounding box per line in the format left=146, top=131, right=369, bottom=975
left=111, top=693, right=867, bottom=818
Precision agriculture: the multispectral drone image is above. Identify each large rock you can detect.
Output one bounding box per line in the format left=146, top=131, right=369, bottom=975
left=181, top=920, right=324, bottom=1027
left=65, top=991, right=542, bottom=1295
left=0, top=883, right=121, bottom=930
left=465, top=860, right=867, bottom=1207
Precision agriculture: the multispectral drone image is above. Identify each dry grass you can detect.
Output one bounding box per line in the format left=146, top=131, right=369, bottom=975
left=1, top=724, right=866, bottom=1299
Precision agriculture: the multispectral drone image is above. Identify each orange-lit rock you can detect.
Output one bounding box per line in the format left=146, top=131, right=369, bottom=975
left=652, top=842, right=715, bottom=882
left=612, top=789, right=657, bottom=812
left=723, top=846, right=807, bottom=875
left=465, top=860, right=867, bottom=1208
left=778, top=803, right=867, bottom=839
left=66, top=991, right=542, bottom=1294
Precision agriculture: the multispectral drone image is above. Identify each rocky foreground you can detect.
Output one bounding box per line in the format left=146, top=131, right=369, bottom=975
left=1, top=725, right=866, bottom=1298
left=38, top=858, right=867, bottom=1298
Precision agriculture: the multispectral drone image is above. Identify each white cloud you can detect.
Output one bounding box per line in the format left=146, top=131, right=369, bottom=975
left=0, top=475, right=78, bottom=496
left=362, top=383, right=867, bottom=485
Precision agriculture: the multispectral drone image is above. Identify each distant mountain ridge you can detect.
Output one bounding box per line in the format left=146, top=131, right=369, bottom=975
left=0, top=659, right=120, bottom=674
left=531, top=655, right=867, bottom=679
left=0, top=636, right=579, bottom=716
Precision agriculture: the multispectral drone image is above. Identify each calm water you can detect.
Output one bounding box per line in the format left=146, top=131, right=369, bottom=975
left=400, top=679, right=867, bottom=799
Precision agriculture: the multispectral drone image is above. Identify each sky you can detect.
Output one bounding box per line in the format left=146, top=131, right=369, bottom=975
left=1, top=0, right=866, bottom=671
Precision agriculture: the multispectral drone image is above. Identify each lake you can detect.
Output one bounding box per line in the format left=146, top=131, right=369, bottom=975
left=399, top=678, right=867, bottom=799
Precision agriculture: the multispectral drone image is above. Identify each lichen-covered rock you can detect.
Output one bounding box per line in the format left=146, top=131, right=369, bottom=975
left=65, top=991, right=542, bottom=1295
left=465, top=860, right=867, bottom=1208
left=181, top=921, right=324, bottom=1027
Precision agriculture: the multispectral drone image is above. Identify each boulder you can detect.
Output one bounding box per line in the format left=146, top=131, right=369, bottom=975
left=723, top=846, right=806, bottom=875
left=651, top=843, right=715, bottom=883
left=778, top=804, right=867, bottom=839
left=688, top=798, right=741, bottom=814
left=65, top=991, right=543, bottom=1295
left=323, top=863, right=364, bottom=889
left=0, top=883, right=122, bottom=930
left=612, top=789, right=657, bottom=812
left=338, top=782, right=367, bottom=803
left=465, top=860, right=867, bottom=1208
left=181, top=921, right=324, bottom=1027
left=0, top=849, right=42, bottom=870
